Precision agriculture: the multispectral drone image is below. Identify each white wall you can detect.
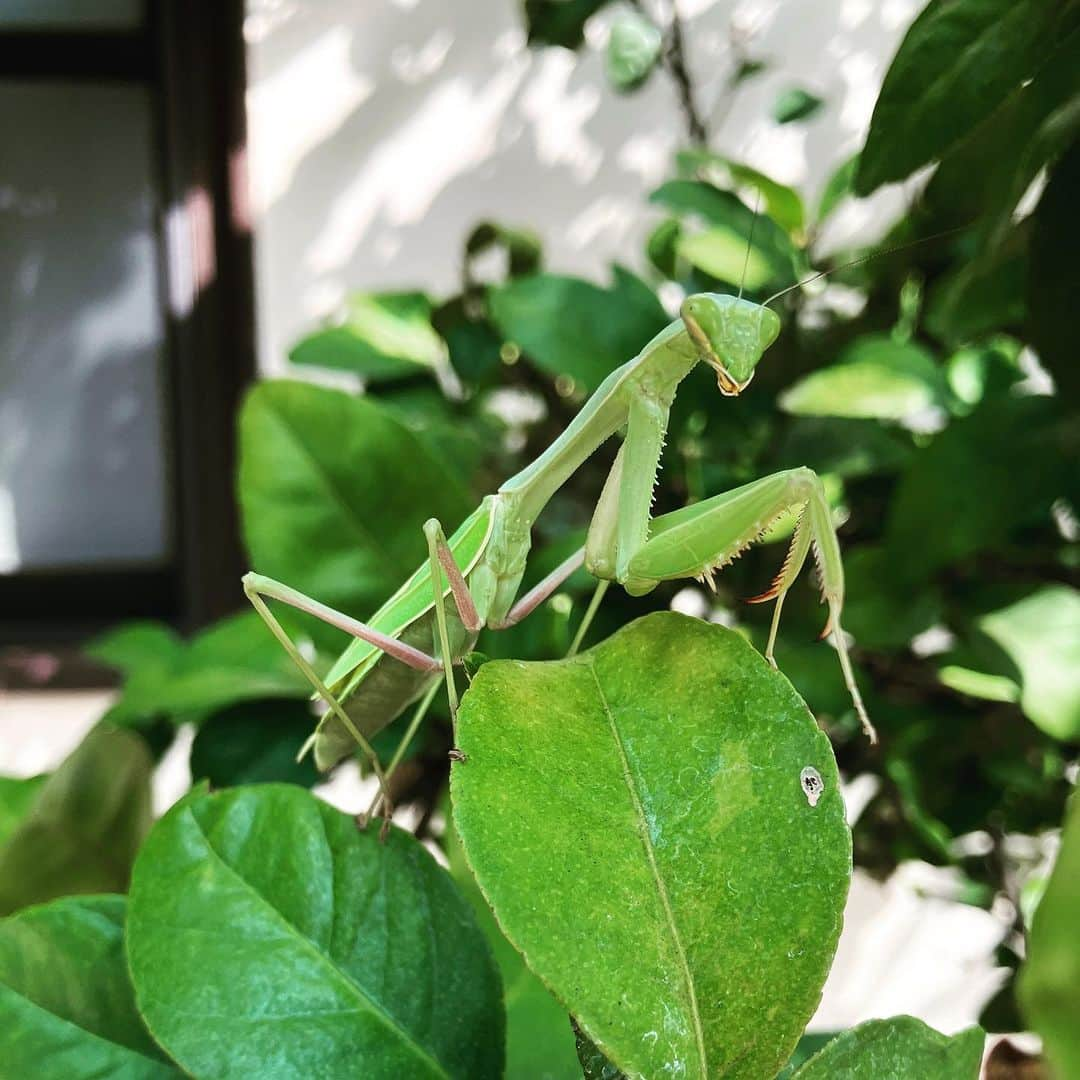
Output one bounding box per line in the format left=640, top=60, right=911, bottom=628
left=245, top=0, right=921, bottom=373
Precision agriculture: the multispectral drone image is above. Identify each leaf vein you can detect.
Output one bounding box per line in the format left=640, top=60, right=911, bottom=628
left=585, top=660, right=708, bottom=1078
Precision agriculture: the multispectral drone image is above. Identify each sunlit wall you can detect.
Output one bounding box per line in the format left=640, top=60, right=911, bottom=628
left=245, top=0, right=921, bottom=374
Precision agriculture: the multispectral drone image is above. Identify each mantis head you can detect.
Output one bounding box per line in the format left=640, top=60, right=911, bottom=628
left=680, top=293, right=781, bottom=395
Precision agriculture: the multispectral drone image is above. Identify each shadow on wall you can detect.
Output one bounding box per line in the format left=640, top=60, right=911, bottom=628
left=246, top=0, right=922, bottom=372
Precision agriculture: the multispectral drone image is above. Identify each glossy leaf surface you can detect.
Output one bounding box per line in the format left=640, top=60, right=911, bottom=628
left=290, top=291, right=445, bottom=383
left=127, top=784, right=504, bottom=1079
left=0, top=895, right=178, bottom=1078
left=239, top=380, right=471, bottom=630
left=791, top=1016, right=983, bottom=1078
left=489, top=268, right=667, bottom=392
left=452, top=613, right=850, bottom=1079
left=855, top=0, right=1060, bottom=192
left=779, top=336, right=947, bottom=421
left=0, top=726, right=153, bottom=915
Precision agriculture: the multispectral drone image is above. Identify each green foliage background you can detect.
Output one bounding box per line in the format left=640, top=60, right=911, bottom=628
left=2, top=0, right=1078, bottom=1076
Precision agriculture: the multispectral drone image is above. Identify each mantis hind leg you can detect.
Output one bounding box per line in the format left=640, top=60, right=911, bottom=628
left=242, top=577, right=396, bottom=815
left=627, top=468, right=877, bottom=743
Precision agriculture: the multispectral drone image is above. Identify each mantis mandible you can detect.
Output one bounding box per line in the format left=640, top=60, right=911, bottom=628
left=244, top=292, right=876, bottom=815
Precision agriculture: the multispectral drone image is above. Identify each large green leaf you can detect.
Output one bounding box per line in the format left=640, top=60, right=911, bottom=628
left=884, top=396, right=1067, bottom=582
left=1020, top=792, right=1080, bottom=1078
left=100, top=612, right=312, bottom=727
left=1028, top=137, right=1080, bottom=402
left=488, top=267, right=668, bottom=392
left=188, top=698, right=321, bottom=788
left=290, top=292, right=445, bottom=383
left=86, top=621, right=184, bottom=676
left=452, top=612, right=850, bottom=1079
left=444, top=815, right=580, bottom=1080
left=126, top=784, right=504, bottom=1078
left=975, top=586, right=1080, bottom=741
left=676, top=150, right=806, bottom=234
left=790, top=1016, right=984, bottom=1078
left=0, top=726, right=153, bottom=915
left=0, top=776, right=45, bottom=847
left=855, top=0, right=1061, bottom=193
left=239, top=380, right=472, bottom=625
left=0, top=895, right=178, bottom=1078
left=650, top=180, right=800, bottom=290
left=780, top=336, right=948, bottom=421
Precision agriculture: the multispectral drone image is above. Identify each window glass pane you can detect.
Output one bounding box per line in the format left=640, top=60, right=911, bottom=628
left=0, top=1, right=143, bottom=31
left=0, top=81, right=169, bottom=573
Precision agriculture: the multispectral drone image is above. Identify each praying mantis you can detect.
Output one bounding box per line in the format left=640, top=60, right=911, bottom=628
left=244, top=290, right=876, bottom=816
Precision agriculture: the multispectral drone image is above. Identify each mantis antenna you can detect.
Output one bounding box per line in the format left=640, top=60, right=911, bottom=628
left=763, top=223, right=971, bottom=306
left=737, top=188, right=762, bottom=301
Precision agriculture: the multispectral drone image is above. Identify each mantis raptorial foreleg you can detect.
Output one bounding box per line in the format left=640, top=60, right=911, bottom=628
left=600, top=457, right=876, bottom=741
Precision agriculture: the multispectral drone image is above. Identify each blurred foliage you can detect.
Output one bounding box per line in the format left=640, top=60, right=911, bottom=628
left=1, top=0, right=1078, bottom=1075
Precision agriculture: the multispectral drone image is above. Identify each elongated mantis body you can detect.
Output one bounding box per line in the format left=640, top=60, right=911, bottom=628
left=244, top=292, right=875, bottom=808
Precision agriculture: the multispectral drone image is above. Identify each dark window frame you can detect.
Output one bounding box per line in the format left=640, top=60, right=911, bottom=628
left=0, top=1, right=254, bottom=686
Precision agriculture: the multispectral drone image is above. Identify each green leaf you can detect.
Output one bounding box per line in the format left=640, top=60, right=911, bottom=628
left=488, top=267, right=668, bottom=392
left=726, top=161, right=806, bottom=235
left=842, top=546, right=942, bottom=650
left=432, top=298, right=505, bottom=383
left=465, top=221, right=543, bottom=280
left=189, top=699, right=321, bottom=788
left=103, top=611, right=313, bottom=727
left=605, top=10, right=662, bottom=92
left=0, top=776, right=45, bottom=847
left=790, top=1016, right=984, bottom=1078
left=239, top=380, right=472, bottom=627
left=816, top=153, right=859, bottom=225
left=290, top=292, right=445, bottom=383
left=976, top=586, right=1080, bottom=741
left=977, top=27, right=1080, bottom=251
left=775, top=417, right=913, bottom=479
left=126, top=784, right=504, bottom=1078
left=1028, top=137, right=1080, bottom=401
left=1020, top=792, right=1080, bottom=1078
left=674, top=150, right=807, bottom=235
left=855, top=0, right=1061, bottom=193
left=925, top=248, right=1027, bottom=346
left=444, top=814, right=580, bottom=1080
left=773, top=87, right=824, bottom=124
left=650, top=180, right=800, bottom=290
left=85, top=621, right=184, bottom=675
left=452, top=612, right=850, bottom=1078
left=0, top=895, right=179, bottom=1078
left=0, top=725, right=153, bottom=915
left=777, top=1032, right=840, bottom=1078
left=779, top=336, right=948, bottom=421
left=524, top=0, right=611, bottom=48
left=884, top=396, right=1067, bottom=582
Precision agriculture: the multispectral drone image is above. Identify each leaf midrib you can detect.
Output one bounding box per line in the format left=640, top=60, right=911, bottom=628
left=191, top=811, right=450, bottom=1079
left=585, top=660, right=708, bottom=1078
left=259, top=398, right=400, bottom=577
